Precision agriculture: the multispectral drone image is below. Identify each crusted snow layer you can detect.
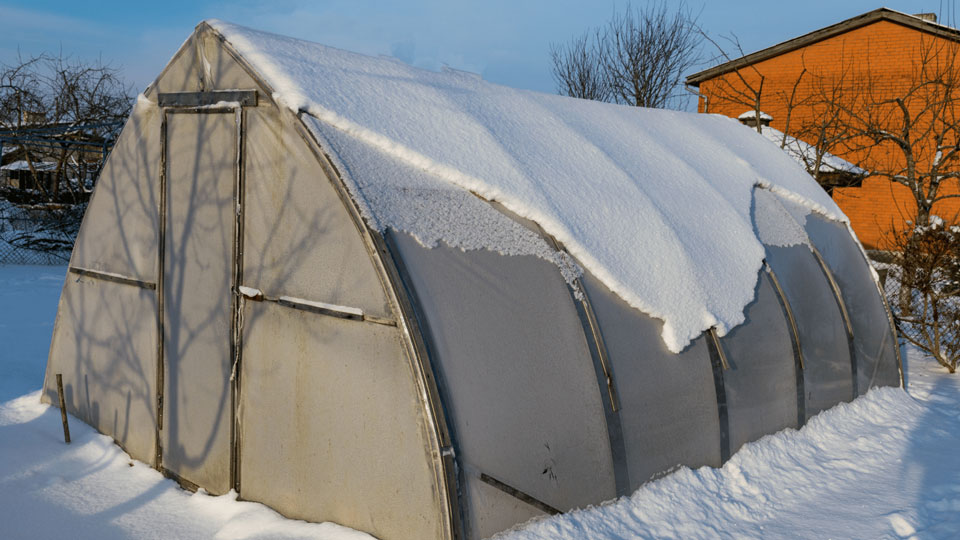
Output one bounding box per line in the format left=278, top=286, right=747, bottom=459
left=306, top=118, right=583, bottom=286
left=752, top=188, right=810, bottom=248
left=206, top=20, right=844, bottom=352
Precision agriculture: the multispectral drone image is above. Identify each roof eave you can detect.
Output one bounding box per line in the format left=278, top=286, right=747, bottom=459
left=687, top=8, right=960, bottom=86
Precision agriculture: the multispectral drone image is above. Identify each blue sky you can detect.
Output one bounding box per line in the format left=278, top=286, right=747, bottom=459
left=0, top=1, right=950, bottom=100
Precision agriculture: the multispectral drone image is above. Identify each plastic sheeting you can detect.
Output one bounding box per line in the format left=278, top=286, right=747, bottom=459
left=42, top=96, right=163, bottom=466
left=242, top=104, right=391, bottom=318
left=800, top=213, right=900, bottom=391
left=43, top=278, right=158, bottom=465
left=161, top=112, right=235, bottom=494
left=763, top=242, right=853, bottom=419
left=580, top=272, right=721, bottom=490
left=238, top=301, right=443, bottom=540
left=390, top=232, right=614, bottom=539
left=70, top=98, right=160, bottom=281
left=719, top=270, right=800, bottom=453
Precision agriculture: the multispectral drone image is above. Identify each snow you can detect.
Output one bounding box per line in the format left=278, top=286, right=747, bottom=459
left=1, top=160, right=57, bottom=171
left=238, top=285, right=263, bottom=299
left=759, top=125, right=865, bottom=175
left=0, top=265, right=64, bottom=402
left=3, top=263, right=960, bottom=538
left=306, top=118, right=584, bottom=287
left=204, top=20, right=843, bottom=352
left=277, top=295, right=364, bottom=317
left=738, top=109, right=773, bottom=121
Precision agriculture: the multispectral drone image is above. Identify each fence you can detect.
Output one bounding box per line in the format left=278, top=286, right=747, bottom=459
left=0, top=199, right=81, bottom=265
left=873, top=250, right=960, bottom=372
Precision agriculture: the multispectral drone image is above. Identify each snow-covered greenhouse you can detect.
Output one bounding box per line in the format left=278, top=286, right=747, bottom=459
left=42, top=20, right=901, bottom=540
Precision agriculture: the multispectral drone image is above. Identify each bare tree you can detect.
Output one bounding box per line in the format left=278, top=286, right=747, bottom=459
left=783, top=56, right=867, bottom=190
left=45, top=53, right=132, bottom=128
left=824, top=36, right=960, bottom=372
left=696, top=40, right=869, bottom=194
left=0, top=51, right=132, bottom=200
left=0, top=53, right=45, bottom=130
left=698, top=33, right=767, bottom=132
left=842, top=37, right=960, bottom=228
left=550, top=1, right=702, bottom=109
left=550, top=30, right=610, bottom=101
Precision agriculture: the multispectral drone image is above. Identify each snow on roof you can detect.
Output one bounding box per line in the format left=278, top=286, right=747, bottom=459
left=759, top=126, right=865, bottom=175
left=738, top=110, right=773, bottom=121
left=1, top=160, right=56, bottom=171
left=205, top=20, right=845, bottom=352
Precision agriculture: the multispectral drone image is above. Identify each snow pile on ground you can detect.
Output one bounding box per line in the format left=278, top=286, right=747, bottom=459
left=202, top=20, right=841, bottom=352
left=0, top=393, right=373, bottom=540
left=3, top=264, right=960, bottom=538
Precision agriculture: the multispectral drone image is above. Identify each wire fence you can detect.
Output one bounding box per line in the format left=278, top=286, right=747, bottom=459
left=873, top=248, right=960, bottom=372
left=0, top=199, right=81, bottom=265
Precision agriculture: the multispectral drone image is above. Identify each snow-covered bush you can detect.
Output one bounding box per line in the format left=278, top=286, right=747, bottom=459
left=884, top=216, right=960, bottom=372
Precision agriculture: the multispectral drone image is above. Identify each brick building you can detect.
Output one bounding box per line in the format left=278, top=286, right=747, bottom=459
left=687, top=8, right=960, bottom=249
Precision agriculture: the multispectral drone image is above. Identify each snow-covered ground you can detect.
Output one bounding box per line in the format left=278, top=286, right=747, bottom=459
left=2, top=264, right=959, bottom=539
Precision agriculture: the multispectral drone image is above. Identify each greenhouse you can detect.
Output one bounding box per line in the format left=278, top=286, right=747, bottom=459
left=43, top=20, right=901, bottom=540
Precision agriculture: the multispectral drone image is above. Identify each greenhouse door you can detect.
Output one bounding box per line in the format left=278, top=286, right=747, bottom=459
left=160, top=110, right=238, bottom=494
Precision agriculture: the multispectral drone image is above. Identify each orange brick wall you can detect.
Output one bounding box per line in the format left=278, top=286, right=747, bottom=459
left=697, top=20, right=960, bottom=249
left=834, top=177, right=960, bottom=248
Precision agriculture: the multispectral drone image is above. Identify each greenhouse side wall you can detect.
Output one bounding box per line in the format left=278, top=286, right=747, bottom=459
left=580, top=272, right=723, bottom=491
left=802, top=214, right=901, bottom=390
left=236, top=99, right=445, bottom=540
left=718, top=270, right=801, bottom=454
left=390, top=232, right=616, bottom=539
left=41, top=97, right=162, bottom=467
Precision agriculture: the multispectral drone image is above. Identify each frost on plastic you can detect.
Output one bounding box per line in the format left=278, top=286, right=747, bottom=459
left=207, top=19, right=847, bottom=352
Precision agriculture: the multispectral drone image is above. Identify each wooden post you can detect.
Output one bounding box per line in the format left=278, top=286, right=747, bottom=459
left=55, top=374, right=70, bottom=444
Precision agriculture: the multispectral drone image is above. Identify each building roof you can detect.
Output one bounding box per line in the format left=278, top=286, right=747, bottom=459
left=757, top=126, right=864, bottom=175
left=739, top=110, right=773, bottom=122
left=687, top=8, right=960, bottom=86
left=203, top=20, right=843, bottom=351
left=0, top=160, right=56, bottom=171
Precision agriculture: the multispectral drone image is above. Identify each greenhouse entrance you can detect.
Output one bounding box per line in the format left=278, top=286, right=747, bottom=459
left=160, top=110, right=239, bottom=495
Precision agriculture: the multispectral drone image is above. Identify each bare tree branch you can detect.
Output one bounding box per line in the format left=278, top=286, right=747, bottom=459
left=550, top=1, right=702, bottom=110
